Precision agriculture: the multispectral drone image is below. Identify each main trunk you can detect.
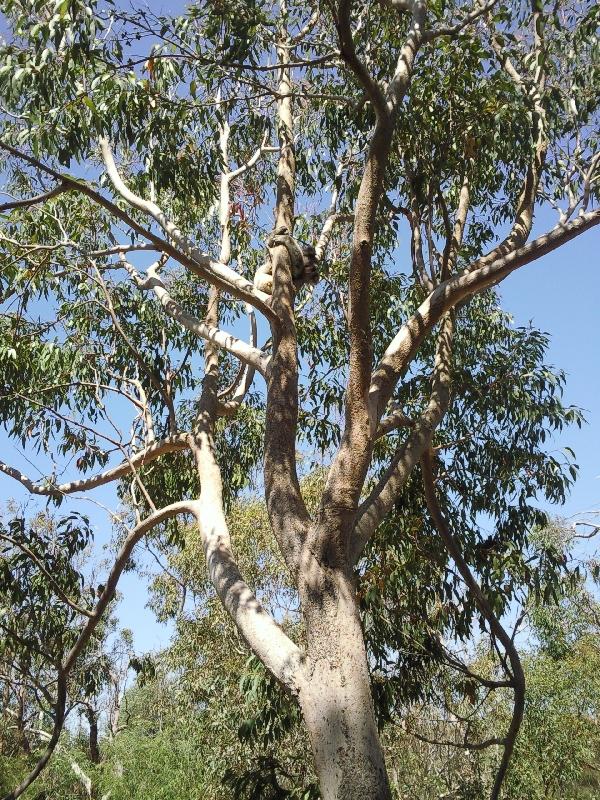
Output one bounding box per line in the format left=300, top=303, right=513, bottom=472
left=298, top=556, right=391, bottom=800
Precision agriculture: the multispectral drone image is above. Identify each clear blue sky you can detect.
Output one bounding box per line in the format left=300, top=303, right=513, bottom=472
left=499, top=206, right=600, bottom=520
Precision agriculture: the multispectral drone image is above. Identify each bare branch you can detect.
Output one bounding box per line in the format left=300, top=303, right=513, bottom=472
left=0, top=433, right=191, bottom=498
left=227, top=129, right=278, bottom=181
left=99, top=137, right=276, bottom=312
left=290, top=8, right=320, bottom=45
left=315, top=158, right=354, bottom=261
left=0, top=183, right=69, bottom=213
left=123, top=258, right=269, bottom=375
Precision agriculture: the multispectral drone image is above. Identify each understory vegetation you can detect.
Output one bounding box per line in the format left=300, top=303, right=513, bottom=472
left=2, top=503, right=600, bottom=800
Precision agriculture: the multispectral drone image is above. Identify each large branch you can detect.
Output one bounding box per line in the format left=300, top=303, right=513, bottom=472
left=0, top=141, right=277, bottom=322
left=125, top=260, right=269, bottom=375
left=262, top=21, right=312, bottom=570
left=99, top=138, right=277, bottom=317
left=368, top=209, right=600, bottom=430
left=0, top=433, right=191, bottom=498
left=352, top=312, right=453, bottom=561
left=190, top=435, right=305, bottom=690
left=190, top=344, right=305, bottom=688
left=183, top=87, right=306, bottom=686
left=324, top=0, right=426, bottom=518
left=385, top=1, right=427, bottom=112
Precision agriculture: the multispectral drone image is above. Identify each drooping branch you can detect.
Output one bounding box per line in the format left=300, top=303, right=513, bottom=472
left=407, top=728, right=505, bottom=752
left=421, top=449, right=525, bottom=800
left=62, top=501, right=198, bottom=673
left=0, top=532, right=93, bottom=618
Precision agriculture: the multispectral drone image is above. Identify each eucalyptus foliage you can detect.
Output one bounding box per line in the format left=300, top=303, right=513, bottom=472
left=0, top=0, right=599, bottom=798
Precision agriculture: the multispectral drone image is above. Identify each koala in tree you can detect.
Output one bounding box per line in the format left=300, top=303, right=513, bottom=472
left=254, top=226, right=319, bottom=295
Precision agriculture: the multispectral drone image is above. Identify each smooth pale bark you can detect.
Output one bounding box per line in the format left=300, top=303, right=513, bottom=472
left=297, top=536, right=392, bottom=800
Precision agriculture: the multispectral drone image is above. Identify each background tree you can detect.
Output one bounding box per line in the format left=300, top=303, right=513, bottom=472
left=0, top=0, right=599, bottom=798
left=0, top=507, right=134, bottom=799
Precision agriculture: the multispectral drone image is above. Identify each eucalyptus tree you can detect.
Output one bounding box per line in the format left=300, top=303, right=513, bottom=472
left=0, top=511, right=95, bottom=788
left=0, top=0, right=599, bottom=798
